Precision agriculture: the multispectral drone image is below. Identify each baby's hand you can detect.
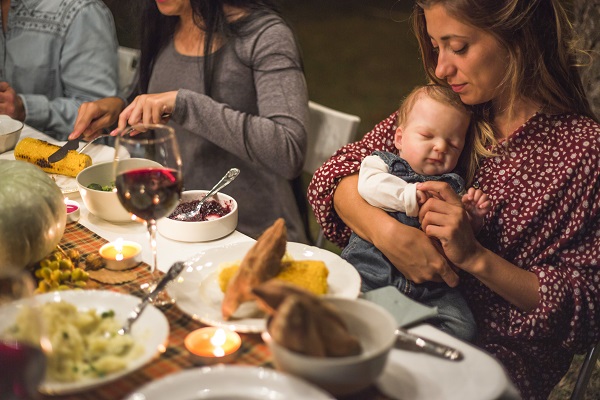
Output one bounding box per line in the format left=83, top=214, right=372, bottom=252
left=462, top=188, right=491, bottom=232
left=416, top=189, right=430, bottom=206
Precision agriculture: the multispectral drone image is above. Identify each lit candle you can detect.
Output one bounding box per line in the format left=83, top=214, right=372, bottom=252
left=184, top=327, right=241, bottom=364
left=64, top=198, right=80, bottom=223
left=99, top=238, right=142, bottom=271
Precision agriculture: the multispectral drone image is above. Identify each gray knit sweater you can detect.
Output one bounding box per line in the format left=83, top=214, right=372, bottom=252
left=148, top=13, right=309, bottom=241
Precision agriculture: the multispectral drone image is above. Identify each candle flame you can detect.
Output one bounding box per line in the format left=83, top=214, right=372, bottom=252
left=115, top=238, right=124, bottom=261
left=211, top=328, right=227, bottom=357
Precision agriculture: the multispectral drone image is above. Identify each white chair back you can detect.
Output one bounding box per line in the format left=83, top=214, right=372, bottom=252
left=304, top=101, right=361, bottom=175
left=118, top=46, right=141, bottom=97
left=304, top=101, right=361, bottom=247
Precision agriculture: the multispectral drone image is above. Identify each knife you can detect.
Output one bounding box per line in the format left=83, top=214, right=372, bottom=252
left=394, top=327, right=464, bottom=361
left=117, top=261, right=185, bottom=336
left=48, top=138, right=80, bottom=163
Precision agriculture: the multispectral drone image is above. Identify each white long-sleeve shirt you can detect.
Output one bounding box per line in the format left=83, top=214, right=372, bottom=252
left=357, top=155, right=420, bottom=217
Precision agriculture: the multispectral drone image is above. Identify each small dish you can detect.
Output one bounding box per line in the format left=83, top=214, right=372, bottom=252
left=157, top=190, right=238, bottom=242
left=64, top=198, right=81, bottom=223
left=264, top=297, right=396, bottom=397
left=0, top=115, right=24, bottom=154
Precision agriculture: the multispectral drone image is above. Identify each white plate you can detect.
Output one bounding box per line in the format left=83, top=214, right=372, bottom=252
left=376, top=325, right=518, bottom=400
left=124, top=365, right=335, bottom=400
left=0, top=290, right=169, bottom=395
left=168, top=241, right=361, bottom=333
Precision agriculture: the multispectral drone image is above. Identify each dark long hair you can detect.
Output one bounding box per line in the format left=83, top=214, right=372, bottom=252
left=134, top=0, right=292, bottom=98
left=412, top=0, right=597, bottom=124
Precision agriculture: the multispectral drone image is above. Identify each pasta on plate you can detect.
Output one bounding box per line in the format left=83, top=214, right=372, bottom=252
left=6, top=300, right=143, bottom=382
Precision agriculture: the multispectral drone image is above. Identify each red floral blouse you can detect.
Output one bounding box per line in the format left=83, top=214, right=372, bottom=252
left=307, top=111, right=600, bottom=399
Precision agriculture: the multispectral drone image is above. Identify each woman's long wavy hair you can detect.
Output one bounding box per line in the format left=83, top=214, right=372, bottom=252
left=411, top=0, right=597, bottom=148
left=133, top=0, right=296, bottom=98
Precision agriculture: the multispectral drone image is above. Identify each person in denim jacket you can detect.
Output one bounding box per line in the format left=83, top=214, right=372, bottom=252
left=0, top=0, right=118, bottom=140
left=341, top=85, right=490, bottom=341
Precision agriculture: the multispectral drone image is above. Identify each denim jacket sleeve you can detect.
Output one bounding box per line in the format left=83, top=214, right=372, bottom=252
left=21, top=2, right=118, bottom=139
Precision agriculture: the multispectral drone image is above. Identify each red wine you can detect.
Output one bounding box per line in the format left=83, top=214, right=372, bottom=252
left=0, top=340, right=46, bottom=399
left=115, top=168, right=182, bottom=221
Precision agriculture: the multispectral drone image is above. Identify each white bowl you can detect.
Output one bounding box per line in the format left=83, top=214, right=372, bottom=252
left=76, top=158, right=160, bottom=223
left=157, top=190, right=238, bottom=242
left=264, top=297, right=397, bottom=397
left=0, top=115, right=24, bottom=153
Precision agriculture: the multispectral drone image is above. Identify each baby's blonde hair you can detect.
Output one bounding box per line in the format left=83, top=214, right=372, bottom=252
left=397, top=84, right=493, bottom=186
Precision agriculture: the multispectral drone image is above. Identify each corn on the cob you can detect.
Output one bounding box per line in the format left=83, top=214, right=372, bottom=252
left=218, top=260, right=329, bottom=295
left=14, top=137, right=92, bottom=178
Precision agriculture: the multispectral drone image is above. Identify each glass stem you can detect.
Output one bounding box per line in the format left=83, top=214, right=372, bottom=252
left=146, top=220, right=161, bottom=287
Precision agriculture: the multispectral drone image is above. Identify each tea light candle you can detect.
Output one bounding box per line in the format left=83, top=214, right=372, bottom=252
left=99, top=238, right=142, bottom=271
left=64, top=198, right=80, bottom=223
left=184, top=327, right=241, bottom=365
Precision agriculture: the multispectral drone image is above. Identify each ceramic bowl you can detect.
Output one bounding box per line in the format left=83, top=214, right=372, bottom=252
left=157, top=190, right=238, bottom=242
left=0, top=115, right=24, bottom=153
left=264, top=297, right=396, bottom=397
left=76, top=158, right=160, bottom=223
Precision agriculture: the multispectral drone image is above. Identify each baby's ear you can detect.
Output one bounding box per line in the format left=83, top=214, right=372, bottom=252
left=394, top=126, right=403, bottom=150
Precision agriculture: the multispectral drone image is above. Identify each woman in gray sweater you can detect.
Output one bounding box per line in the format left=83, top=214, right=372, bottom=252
left=70, top=0, right=309, bottom=242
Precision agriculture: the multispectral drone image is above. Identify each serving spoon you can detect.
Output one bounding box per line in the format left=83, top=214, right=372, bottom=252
left=175, top=168, right=240, bottom=221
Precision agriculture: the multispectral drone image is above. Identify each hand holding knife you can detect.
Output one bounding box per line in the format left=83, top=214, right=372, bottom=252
left=47, top=134, right=110, bottom=163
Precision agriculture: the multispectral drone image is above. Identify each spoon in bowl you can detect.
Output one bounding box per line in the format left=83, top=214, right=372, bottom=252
left=175, top=168, right=240, bottom=221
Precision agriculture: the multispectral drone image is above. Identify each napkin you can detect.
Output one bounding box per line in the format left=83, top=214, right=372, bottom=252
left=363, top=286, right=438, bottom=327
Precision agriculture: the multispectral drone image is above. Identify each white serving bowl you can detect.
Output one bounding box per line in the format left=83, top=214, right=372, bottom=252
left=0, top=115, right=24, bottom=153
left=76, top=158, right=160, bottom=223
left=264, top=297, right=397, bottom=397
left=157, top=190, right=238, bottom=242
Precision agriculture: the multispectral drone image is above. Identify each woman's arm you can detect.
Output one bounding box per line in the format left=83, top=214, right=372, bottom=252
left=307, top=113, right=399, bottom=246
left=336, top=174, right=459, bottom=286
left=140, top=16, right=309, bottom=180
left=25, top=2, right=119, bottom=139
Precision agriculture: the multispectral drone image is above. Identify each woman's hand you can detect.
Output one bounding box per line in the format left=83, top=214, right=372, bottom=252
left=69, top=97, right=125, bottom=140
left=0, top=82, right=25, bottom=121
left=417, top=181, right=484, bottom=270
left=334, top=174, right=459, bottom=287
left=115, top=91, right=177, bottom=132
left=418, top=181, right=541, bottom=311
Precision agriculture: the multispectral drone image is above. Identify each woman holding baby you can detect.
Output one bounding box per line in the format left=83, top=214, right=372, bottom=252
left=308, top=0, right=600, bottom=398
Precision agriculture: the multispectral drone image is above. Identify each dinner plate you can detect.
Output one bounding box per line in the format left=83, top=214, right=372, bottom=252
left=0, top=290, right=169, bottom=395
left=123, top=365, right=335, bottom=400
left=376, top=325, right=518, bottom=400
left=168, top=241, right=361, bottom=333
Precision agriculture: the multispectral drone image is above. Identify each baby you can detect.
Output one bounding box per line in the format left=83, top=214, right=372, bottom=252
left=341, top=84, right=490, bottom=341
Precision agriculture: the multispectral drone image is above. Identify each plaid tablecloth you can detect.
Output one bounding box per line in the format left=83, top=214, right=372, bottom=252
left=42, top=223, right=388, bottom=400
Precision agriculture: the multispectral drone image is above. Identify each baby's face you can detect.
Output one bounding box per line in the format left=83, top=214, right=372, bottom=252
left=395, top=96, right=470, bottom=176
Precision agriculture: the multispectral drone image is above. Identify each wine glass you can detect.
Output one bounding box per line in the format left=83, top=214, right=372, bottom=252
left=0, top=271, right=48, bottom=399
left=113, top=123, right=183, bottom=306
